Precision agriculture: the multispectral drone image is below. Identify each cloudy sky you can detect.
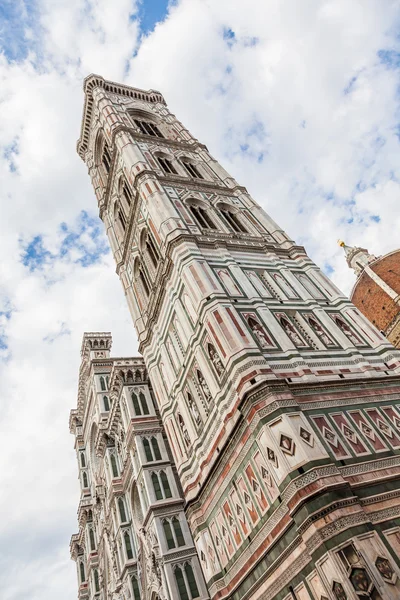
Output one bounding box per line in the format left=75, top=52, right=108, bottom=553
left=0, top=0, right=400, bottom=598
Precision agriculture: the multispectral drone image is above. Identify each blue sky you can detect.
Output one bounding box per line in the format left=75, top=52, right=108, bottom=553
left=1, top=1, right=400, bottom=599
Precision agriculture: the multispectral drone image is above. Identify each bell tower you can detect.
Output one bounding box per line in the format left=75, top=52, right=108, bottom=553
left=77, top=75, right=400, bottom=600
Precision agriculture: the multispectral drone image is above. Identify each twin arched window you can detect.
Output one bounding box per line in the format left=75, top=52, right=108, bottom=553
left=133, top=118, right=164, bottom=138
left=131, top=390, right=150, bottom=416
left=143, top=436, right=162, bottom=461
left=163, top=516, right=185, bottom=549
left=174, top=563, right=200, bottom=600
left=152, top=470, right=172, bottom=500
left=219, top=208, right=248, bottom=233
left=188, top=204, right=216, bottom=230
left=158, top=156, right=177, bottom=174
left=182, top=160, right=203, bottom=179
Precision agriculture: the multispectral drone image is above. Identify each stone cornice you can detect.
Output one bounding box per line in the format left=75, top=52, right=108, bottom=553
left=77, top=75, right=165, bottom=160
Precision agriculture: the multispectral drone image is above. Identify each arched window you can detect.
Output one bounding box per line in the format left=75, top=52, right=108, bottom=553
left=120, top=179, right=133, bottom=210
left=185, top=563, right=200, bottom=598
left=146, top=233, right=160, bottom=268
left=103, top=396, right=110, bottom=412
left=160, top=470, right=172, bottom=498
left=110, top=454, right=119, bottom=478
left=163, top=519, right=176, bottom=549
left=118, top=497, right=128, bottom=523
left=79, top=560, right=86, bottom=583
left=80, top=452, right=86, bottom=468
left=152, top=472, right=163, bottom=500
left=143, top=438, right=153, bottom=462
left=100, top=376, right=106, bottom=391
left=94, top=569, right=100, bottom=593
left=182, top=160, right=203, bottom=179
left=82, top=471, right=88, bottom=488
left=131, top=390, right=141, bottom=415
left=157, top=156, right=177, bottom=174
left=172, top=516, right=185, bottom=547
left=139, top=391, right=150, bottom=415
left=102, top=142, right=112, bottom=173
left=219, top=208, right=247, bottom=233
left=133, top=118, right=164, bottom=138
left=124, top=531, right=134, bottom=560
left=151, top=436, right=162, bottom=460
left=139, top=263, right=151, bottom=297
left=188, top=204, right=216, bottom=229
left=175, top=566, right=189, bottom=600
left=131, top=576, right=141, bottom=600
left=89, top=527, right=96, bottom=552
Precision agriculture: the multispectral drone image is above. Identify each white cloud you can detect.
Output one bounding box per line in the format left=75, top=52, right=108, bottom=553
left=1, top=1, right=400, bottom=598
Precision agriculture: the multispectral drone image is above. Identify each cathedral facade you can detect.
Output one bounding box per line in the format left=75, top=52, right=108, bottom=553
left=71, top=75, right=400, bottom=600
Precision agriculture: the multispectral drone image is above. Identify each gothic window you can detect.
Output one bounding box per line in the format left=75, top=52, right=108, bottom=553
left=145, top=231, right=160, bottom=269
left=160, top=470, right=172, bottom=498
left=188, top=204, right=216, bottom=229
left=182, top=160, right=203, bottom=179
left=207, top=343, right=224, bottom=377
left=142, top=435, right=162, bottom=462
left=175, top=566, right=189, bottom=600
left=120, top=179, right=133, bottom=214
left=174, top=563, right=200, bottom=600
left=135, top=258, right=151, bottom=298
left=131, top=576, right=141, bottom=600
left=114, top=200, right=127, bottom=237
left=103, top=396, right=110, bottom=412
left=131, top=390, right=141, bottom=415
left=163, top=519, right=176, bottom=549
left=143, top=438, right=153, bottom=462
left=151, top=471, right=172, bottom=500
left=185, top=563, right=200, bottom=598
left=124, top=530, right=134, bottom=560
left=178, top=413, right=191, bottom=447
left=80, top=452, right=86, bottom=468
left=102, top=142, right=112, bottom=174
left=100, top=376, right=106, bottom=391
left=163, top=517, right=185, bottom=549
left=158, top=156, right=178, bottom=174
left=151, top=436, right=162, bottom=460
left=133, top=118, right=163, bottom=137
left=172, top=516, right=185, bottom=547
left=79, top=560, right=86, bottom=583
left=219, top=208, right=248, bottom=233
left=247, top=316, right=273, bottom=348
left=82, top=471, right=89, bottom=488
left=93, top=569, right=100, bottom=593
left=89, top=527, right=96, bottom=551
left=118, top=497, right=128, bottom=523
left=152, top=472, right=163, bottom=500
left=110, top=453, right=119, bottom=478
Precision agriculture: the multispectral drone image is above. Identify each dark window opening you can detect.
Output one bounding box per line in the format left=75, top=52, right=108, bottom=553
left=189, top=205, right=216, bottom=230
left=182, top=161, right=203, bottom=179
left=134, top=118, right=164, bottom=138
left=158, top=156, right=177, bottom=175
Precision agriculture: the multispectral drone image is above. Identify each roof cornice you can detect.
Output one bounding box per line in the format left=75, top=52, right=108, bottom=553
left=76, top=73, right=166, bottom=160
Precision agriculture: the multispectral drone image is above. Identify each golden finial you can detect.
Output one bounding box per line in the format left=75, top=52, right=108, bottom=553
left=337, top=239, right=345, bottom=248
